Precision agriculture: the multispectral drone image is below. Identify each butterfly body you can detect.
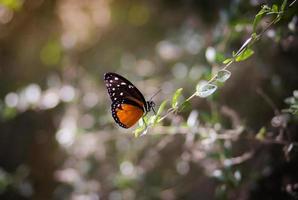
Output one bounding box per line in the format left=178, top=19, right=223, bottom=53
left=104, top=72, right=155, bottom=128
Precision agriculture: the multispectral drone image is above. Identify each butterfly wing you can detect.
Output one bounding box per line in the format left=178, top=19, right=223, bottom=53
left=104, top=72, right=146, bottom=106
left=111, top=98, right=144, bottom=128
left=104, top=72, right=147, bottom=128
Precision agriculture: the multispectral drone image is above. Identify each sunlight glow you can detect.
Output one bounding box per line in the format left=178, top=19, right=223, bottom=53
left=4, top=92, right=18, bottom=108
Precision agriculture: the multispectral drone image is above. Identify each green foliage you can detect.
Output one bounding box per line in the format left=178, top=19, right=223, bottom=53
left=283, top=90, right=298, bottom=115
left=171, top=88, right=183, bottom=109
left=0, top=0, right=296, bottom=199
left=196, top=83, right=217, bottom=98
left=223, top=58, right=233, bottom=64
left=155, top=100, right=168, bottom=123
left=178, top=100, right=191, bottom=112
left=277, top=0, right=288, bottom=22
left=0, top=0, right=23, bottom=11
left=256, top=127, right=267, bottom=141
left=216, top=70, right=231, bottom=83
left=235, top=48, right=254, bottom=62
left=272, top=4, right=279, bottom=13
left=253, top=5, right=270, bottom=33
left=134, top=116, right=148, bottom=137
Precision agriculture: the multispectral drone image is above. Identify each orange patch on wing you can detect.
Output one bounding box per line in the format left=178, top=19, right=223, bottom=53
left=116, top=104, right=144, bottom=128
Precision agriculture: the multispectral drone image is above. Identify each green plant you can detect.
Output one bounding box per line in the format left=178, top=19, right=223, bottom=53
left=134, top=0, right=296, bottom=137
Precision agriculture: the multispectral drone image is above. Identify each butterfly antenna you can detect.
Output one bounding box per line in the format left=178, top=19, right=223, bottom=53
left=149, top=88, right=162, bottom=101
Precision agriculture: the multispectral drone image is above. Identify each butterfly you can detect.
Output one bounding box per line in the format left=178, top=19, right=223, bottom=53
left=104, top=72, right=155, bottom=128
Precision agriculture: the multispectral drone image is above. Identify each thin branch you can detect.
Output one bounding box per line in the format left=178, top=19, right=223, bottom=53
left=290, top=0, right=297, bottom=7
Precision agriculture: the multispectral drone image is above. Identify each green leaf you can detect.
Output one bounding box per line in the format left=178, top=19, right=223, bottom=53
left=251, top=33, right=258, bottom=40
left=272, top=4, right=278, bottom=13
left=235, top=48, right=254, bottom=62
left=196, top=83, right=217, bottom=98
left=223, top=58, right=233, bottom=64
left=253, top=5, right=269, bottom=33
left=156, top=100, right=168, bottom=116
left=178, top=100, right=191, bottom=112
left=256, top=127, right=266, bottom=140
left=215, top=52, right=226, bottom=63
left=154, top=100, right=168, bottom=124
left=172, top=88, right=183, bottom=109
left=276, top=0, right=288, bottom=22
left=235, top=37, right=252, bottom=57
left=134, top=126, right=146, bottom=137
left=216, top=70, right=231, bottom=82
left=280, top=0, right=288, bottom=12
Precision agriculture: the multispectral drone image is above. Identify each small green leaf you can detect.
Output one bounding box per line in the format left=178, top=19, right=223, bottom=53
left=172, top=88, right=183, bottom=109
left=215, top=52, right=226, bottom=63
left=157, top=100, right=168, bottom=116
left=251, top=33, right=258, bottom=39
left=256, top=127, right=266, bottom=140
left=134, top=126, right=146, bottom=137
left=178, top=100, right=191, bottom=112
left=235, top=37, right=252, bottom=57
left=223, top=58, right=233, bottom=64
left=272, top=4, right=278, bottom=12
left=253, top=5, right=270, bottom=33
left=148, top=115, right=157, bottom=124
left=276, top=0, right=288, bottom=22
left=235, top=48, right=254, bottom=62
left=216, top=70, right=231, bottom=82
left=154, top=100, right=168, bottom=124
left=196, top=83, right=217, bottom=98
left=280, top=0, right=288, bottom=12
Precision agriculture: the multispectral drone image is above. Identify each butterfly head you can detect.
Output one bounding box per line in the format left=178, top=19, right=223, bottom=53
left=146, top=101, right=156, bottom=113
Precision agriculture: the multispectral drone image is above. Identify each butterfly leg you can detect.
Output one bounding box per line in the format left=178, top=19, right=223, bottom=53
left=152, top=107, right=156, bottom=115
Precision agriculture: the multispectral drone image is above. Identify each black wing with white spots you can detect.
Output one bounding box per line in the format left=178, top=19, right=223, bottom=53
left=110, top=99, right=127, bottom=128
left=104, top=72, right=146, bottom=104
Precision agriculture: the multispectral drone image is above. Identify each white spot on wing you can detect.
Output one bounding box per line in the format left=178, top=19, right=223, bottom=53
left=128, top=85, right=133, bottom=88
left=121, top=82, right=126, bottom=85
left=115, top=77, right=119, bottom=80
left=120, top=92, right=123, bottom=96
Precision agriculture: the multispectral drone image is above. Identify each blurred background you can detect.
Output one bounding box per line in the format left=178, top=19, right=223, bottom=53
left=0, top=0, right=298, bottom=199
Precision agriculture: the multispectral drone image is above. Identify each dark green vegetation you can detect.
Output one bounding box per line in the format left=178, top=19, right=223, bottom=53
left=0, top=0, right=297, bottom=199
